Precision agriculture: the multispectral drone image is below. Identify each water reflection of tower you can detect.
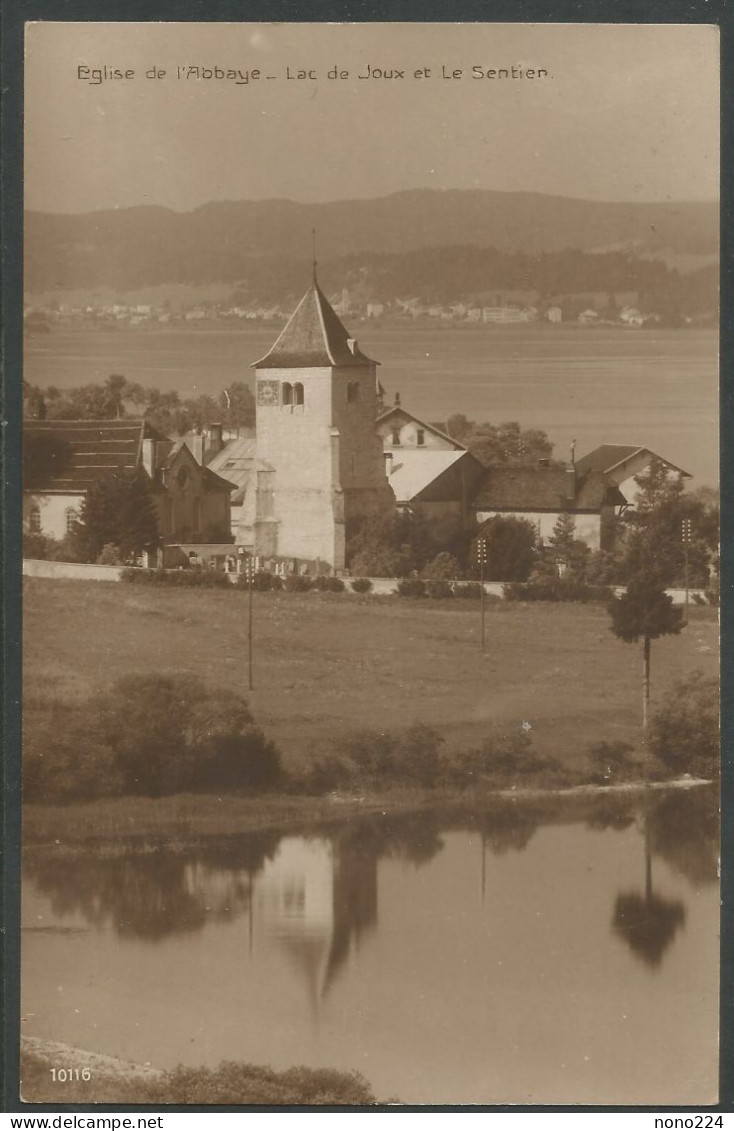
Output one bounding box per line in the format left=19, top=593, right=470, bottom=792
left=256, top=836, right=378, bottom=1009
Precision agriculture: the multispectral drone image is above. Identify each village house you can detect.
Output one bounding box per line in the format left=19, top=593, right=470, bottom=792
left=574, top=445, right=691, bottom=505
left=471, top=461, right=626, bottom=551
left=23, top=418, right=235, bottom=552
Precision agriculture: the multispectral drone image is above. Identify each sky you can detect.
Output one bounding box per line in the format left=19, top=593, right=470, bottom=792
left=24, top=22, right=719, bottom=213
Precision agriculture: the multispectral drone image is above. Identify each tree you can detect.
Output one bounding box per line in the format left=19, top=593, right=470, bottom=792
left=612, top=801, right=686, bottom=968
left=446, top=417, right=555, bottom=467
left=105, top=373, right=128, bottom=419
left=474, top=516, right=537, bottom=581
left=71, top=470, right=160, bottom=563
left=607, top=573, right=683, bottom=734
left=619, top=458, right=715, bottom=588
left=219, top=382, right=256, bottom=430
left=648, top=672, right=719, bottom=780
left=346, top=508, right=437, bottom=577
left=118, top=469, right=161, bottom=560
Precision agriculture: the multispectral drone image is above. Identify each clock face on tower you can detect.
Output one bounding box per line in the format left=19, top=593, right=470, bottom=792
left=257, top=379, right=280, bottom=407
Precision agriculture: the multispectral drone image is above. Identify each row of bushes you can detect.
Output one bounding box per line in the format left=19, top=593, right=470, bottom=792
left=119, top=568, right=493, bottom=600
left=25, top=670, right=718, bottom=805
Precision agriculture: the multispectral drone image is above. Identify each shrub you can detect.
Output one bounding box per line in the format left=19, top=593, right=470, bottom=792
left=452, top=728, right=567, bottom=788
left=340, top=724, right=445, bottom=787
left=350, top=577, right=373, bottom=593
left=312, top=575, right=346, bottom=592
left=246, top=570, right=284, bottom=591
left=147, top=1062, right=377, bottom=1106
left=22, top=532, right=58, bottom=560
left=705, top=573, right=719, bottom=607
left=424, top=579, right=453, bottom=600
left=453, top=581, right=483, bottom=599
left=284, top=573, right=313, bottom=592
left=648, top=672, right=719, bottom=779
left=97, top=542, right=122, bottom=565
left=397, top=577, right=426, bottom=598
left=296, top=755, right=356, bottom=794
left=421, top=552, right=462, bottom=580
left=503, top=578, right=611, bottom=603
left=24, top=703, right=124, bottom=803
left=190, top=728, right=282, bottom=791
left=121, top=567, right=232, bottom=588
left=472, top=516, right=538, bottom=581
left=586, top=740, right=638, bottom=785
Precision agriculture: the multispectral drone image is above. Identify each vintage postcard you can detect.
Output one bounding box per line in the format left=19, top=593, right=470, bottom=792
left=18, top=21, right=720, bottom=1107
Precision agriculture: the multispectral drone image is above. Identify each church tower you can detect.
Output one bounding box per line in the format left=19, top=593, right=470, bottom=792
left=252, top=279, right=393, bottom=572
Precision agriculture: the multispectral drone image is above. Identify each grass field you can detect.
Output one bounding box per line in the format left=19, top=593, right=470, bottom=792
left=23, top=578, right=718, bottom=772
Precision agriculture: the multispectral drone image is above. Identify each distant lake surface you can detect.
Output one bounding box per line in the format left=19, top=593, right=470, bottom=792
left=23, top=324, right=719, bottom=485
left=22, top=789, right=719, bottom=1105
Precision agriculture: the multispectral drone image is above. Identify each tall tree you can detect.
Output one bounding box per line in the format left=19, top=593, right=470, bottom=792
left=71, top=471, right=159, bottom=562
left=607, top=573, right=683, bottom=734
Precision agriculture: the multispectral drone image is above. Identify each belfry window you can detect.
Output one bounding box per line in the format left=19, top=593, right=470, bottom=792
left=294, top=383, right=305, bottom=406
left=347, top=380, right=360, bottom=404
left=282, top=382, right=293, bottom=406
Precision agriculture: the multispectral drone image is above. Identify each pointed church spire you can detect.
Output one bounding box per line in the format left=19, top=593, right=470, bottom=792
left=253, top=276, right=379, bottom=370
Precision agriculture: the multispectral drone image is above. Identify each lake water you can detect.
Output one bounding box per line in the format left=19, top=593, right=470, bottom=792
left=21, top=788, right=719, bottom=1105
left=23, top=324, right=719, bottom=485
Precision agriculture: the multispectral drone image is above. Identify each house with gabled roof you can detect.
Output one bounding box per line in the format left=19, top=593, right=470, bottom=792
left=574, top=445, right=691, bottom=508
left=472, top=461, right=628, bottom=550
left=23, top=418, right=236, bottom=549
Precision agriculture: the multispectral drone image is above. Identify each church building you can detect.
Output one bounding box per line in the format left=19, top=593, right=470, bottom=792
left=248, top=277, right=394, bottom=572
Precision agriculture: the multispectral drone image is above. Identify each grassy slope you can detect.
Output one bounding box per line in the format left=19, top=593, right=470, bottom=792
left=23, top=578, right=718, bottom=771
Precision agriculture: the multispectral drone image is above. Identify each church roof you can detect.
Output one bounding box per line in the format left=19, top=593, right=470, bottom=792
left=253, top=281, right=377, bottom=369
left=23, top=418, right=165, bottom=494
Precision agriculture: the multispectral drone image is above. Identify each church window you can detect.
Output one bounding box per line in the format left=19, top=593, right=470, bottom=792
left=391, top=428, right=401, bottom=447
left=29, top=507, right=41, bottom=532
left=282, top=382, right=293, bottom=406
left=417, top=429, right=425, bottom=446
left=65, top=507, right=79, bottom=534
left=347, top=380, right=360, bottom=403
left=294, top=383, right=305, bottom=406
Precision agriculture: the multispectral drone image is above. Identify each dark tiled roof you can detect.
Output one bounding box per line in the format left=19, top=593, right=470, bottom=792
left=253, top=282, right=376, bottom=369
left=24, top=419, right=163, bottom=492
left=575, top=445, right=691, bottom=479
left=574, top=445, right=643, bottom=475
left=472, top=464, right=626, bottom=512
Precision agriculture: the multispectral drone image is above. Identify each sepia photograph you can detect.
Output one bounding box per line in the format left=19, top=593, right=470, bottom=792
left=19, top=21, right=720, bottom=1107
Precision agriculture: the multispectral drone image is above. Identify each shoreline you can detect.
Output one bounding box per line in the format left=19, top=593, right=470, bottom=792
left=23, top=776, right=712, bottom=852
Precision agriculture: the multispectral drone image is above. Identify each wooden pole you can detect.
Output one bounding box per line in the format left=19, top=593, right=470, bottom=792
left=480, top=556, right=486, bottom=653
left=248, top=559, right=254, bottom=692
left=642, top=635, right=650, bottom=735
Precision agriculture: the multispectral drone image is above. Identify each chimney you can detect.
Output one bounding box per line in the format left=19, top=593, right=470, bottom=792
left=141, top=438, right=156, bottom=478
left=395, top=392, right=401, bottom=407
left=209, top=422, right=224, bottom=457
left=570, top=438, right=577, bottom=465
left=566, top=463, right=576, bottom=504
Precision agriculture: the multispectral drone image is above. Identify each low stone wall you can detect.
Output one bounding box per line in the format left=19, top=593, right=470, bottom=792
left=22, top=561, right=708, bottom=604
left=23, top=559, right=124, bottom=582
